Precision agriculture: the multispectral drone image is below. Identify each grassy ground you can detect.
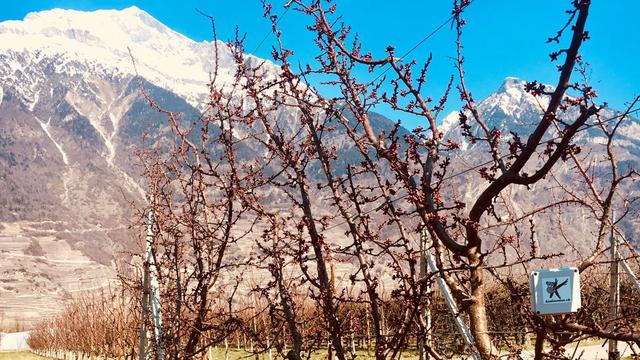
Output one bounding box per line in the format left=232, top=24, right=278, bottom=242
left=207, top=347, right=423, bottom=360
left=0, top=352, right=50, bottom=360
left=0, top=349, right=418, bottom=360
left=0, top=349, right=421, bottom=360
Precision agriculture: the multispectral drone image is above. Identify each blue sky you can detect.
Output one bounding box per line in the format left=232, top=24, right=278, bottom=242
left=2, top=1, right=638, bottom=128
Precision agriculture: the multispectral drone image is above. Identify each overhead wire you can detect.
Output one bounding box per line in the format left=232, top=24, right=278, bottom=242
left=252, top=4, right=290, bottom=54
left=371, top=0, right=474, bottom=83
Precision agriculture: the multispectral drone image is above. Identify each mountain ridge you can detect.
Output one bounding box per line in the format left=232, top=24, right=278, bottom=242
left=0, top=6, right=273, bottom=110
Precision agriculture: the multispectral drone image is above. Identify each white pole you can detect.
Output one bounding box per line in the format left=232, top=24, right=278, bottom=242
left=608, top=210, right=620, bottom=360
left=418, top=229, right=431, bottom=360
left=146, top=197, right=164, bottom=359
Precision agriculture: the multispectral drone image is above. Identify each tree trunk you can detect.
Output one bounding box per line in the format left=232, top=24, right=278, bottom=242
left=467, top=254, right=495, bottom=359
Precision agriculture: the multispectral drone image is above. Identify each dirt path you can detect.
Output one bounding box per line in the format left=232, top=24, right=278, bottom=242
left=564, top=341, right=639, bottom=359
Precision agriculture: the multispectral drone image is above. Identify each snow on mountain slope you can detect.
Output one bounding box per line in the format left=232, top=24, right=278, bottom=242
left=441, top=77, right=550, bottom=135
left=442, top=76, right=639, bottom=147
left=483, top=77, right=550, bottom=118
left=0, top=6, right=264, bottom=108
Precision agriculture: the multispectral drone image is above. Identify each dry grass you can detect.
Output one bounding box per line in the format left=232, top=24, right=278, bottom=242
left=0, top=352, right=51, bottom=360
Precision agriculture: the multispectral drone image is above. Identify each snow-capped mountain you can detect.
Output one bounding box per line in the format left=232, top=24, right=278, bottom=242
left=442, top=77, right=550, bottom=134
left=441, top=77, right=554, bottom=142
left=443, top=77, right=639, bottom=156
left=0, top=6, right=262, bottom=109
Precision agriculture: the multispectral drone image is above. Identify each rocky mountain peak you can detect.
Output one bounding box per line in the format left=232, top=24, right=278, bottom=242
left=497, top=76, right=526, bottom=95
left=440, top=76, right=547, bottom=137
left=482, top=77, right=549, bottom=121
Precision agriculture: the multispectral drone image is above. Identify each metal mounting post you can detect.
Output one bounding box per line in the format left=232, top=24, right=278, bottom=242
left=421, top=230, right=482, bottom=360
